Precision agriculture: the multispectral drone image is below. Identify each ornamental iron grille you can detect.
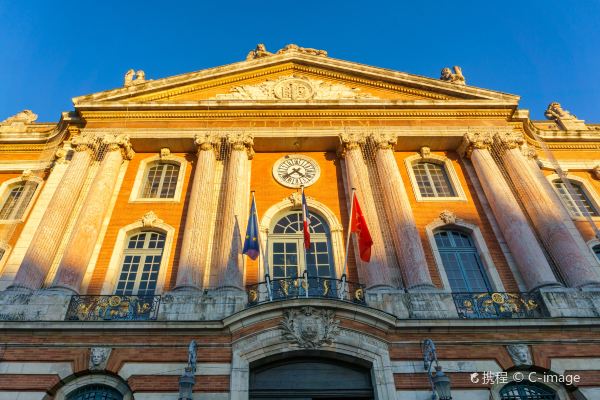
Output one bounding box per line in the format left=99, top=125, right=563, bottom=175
left=500, top=382, right=557, bottom=399
left=453, top=292, right=544, bottom=319
left=65, top=295, right=160, bottom=321
left=66, top=384, right=123, bottom=400
left=247, top=277, right=366, bottom=306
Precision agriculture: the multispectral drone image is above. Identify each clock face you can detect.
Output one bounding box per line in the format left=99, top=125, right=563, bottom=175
left=273, top=155, right=321, bottom=188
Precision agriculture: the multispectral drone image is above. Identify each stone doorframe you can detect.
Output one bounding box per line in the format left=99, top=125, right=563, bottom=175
left=230, top=325, right=397, bottom=400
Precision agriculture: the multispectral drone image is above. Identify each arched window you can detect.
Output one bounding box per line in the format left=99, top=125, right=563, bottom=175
left=140, top=162, right=180, bottom=199
left=434, top=229, right=491, bottom=292
left=67, top=384, right=123, bottom=400
left=115, top=231, right=166, bottom=296
left=500, top=382, right=557, bottom=399
left=412, top=161, right=455, bottom=198
left=0, top=181, right=38, bottom=220
left=270, top=211, right=334, bottom=280
left=552, top=179, right=599, bottom=217
left=593, top=244, right=600, bottom=262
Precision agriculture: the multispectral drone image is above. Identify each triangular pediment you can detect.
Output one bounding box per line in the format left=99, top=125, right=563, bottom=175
left=72, top=49, right=519, bottom=108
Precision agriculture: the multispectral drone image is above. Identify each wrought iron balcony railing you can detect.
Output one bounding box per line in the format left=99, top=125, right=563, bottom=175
left=247, top=277, right=366, bottom=307
left=452, top=292, right=545, bottom=319
left=65, top=295, right=161, bottom=321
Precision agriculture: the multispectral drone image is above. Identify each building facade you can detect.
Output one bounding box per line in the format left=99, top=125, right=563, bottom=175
left=1, top=44, right=600, bottom=399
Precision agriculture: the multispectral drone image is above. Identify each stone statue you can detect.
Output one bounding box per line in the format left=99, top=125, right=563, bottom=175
left=277, top=44, right=328, bottom=57
left=246, top=44, right=272, bottom=60
left=544, top=102, right=587, bottom=130
left=545, top=102, right=576, bottom=121
left=89, top=347, right=111, bottom=370
left=440, top=66, right=466, bottom=85
left=188, top=340, right=197, bottom=372
left=506, top=344, right=532, bottom=367
left=124, top=69, right=146, bottom=87
left=1, top=110, right=38, bottom=125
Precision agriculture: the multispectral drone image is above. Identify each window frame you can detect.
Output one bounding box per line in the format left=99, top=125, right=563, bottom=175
left=101, top=219, right=175, bottom=296
left=0, top=176, right=42, bottom=223
left=268, top=210, right=336, bottom=280
left=404, top=154, right=467, bottom=202
left=547, top=173, right=600, bottom=221
left=129, top=155, right=187, bottom=203
left=426, top=219, right=505, bottom=293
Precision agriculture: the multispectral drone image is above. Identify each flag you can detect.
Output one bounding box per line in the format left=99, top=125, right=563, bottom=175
left=350, top=194, right=373, bottom=262
left=242, top=197, right=260, bottom=260
left=301, top=188, right=311, bottom=250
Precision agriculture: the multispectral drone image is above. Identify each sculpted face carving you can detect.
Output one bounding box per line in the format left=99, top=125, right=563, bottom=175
left=89, top=347, right=111, bottom=370
left=506, top=344, right=532, bottom=366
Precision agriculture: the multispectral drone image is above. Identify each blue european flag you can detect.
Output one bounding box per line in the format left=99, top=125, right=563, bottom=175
left=242, top=197, right=260, bottom=260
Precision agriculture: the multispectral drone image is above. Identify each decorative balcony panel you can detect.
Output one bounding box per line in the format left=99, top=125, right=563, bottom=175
left=247, top=277, right=366, bottom=307
left=65, top=295, right=160, bottom=321
left=453, top=292, right=545, bottom=319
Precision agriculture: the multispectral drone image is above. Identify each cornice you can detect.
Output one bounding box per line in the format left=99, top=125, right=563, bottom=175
left=78, top=109, right=513, bottom=121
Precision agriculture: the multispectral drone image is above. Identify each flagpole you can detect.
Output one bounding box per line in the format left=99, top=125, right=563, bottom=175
left=251, top=191, right=272, bottom=301
left=340, top=188, right=356, bottom=300
left=301, top=186, right=309, bottom=298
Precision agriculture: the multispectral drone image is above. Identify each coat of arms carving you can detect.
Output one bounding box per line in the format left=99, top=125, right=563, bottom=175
left=280, top=306, right=340, bottom=349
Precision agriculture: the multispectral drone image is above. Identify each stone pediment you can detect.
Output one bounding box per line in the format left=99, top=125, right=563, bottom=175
left=210, top=75, right=379, bottom=101
left=72, top=50, right=520, bottom=107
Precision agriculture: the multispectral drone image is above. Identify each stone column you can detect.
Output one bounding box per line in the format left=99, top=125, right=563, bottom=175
left=494, top=130, right=600, bottom=288
left=371, top=133, right=435, bottom=290
left=174, top=134, right=219, bottom=290
left=50, top=134, right=134, bottom=293
left=461, top=131, right=560, bottom=290
left=210, top=133, right=253, bottom=290
left=10, top=136, right=95, bottom=291
left=339, top=132, right=394, bottom=290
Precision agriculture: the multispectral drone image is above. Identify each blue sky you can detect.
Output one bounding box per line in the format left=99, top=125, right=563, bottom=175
left=1, top=1, right=599, bottom=122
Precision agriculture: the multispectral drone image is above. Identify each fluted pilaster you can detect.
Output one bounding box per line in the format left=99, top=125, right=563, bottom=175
left=494, top=130, right=600, bottom=288
left=10, top=137, right=95, bottom=291
left=175, top=134, right=219, bottom=290
left=371, top=133, right=434, bottom=290
left=339, top=132, right=394, bottom=289
left=461, top=130, right=560, bottom=290
left=210, top=133, right=253, bottom=289
left=50, top=134, right=133, bottom=293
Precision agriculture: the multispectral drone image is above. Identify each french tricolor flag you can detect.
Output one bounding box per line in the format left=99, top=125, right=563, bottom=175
left=301, top=187, right=311, bottom=250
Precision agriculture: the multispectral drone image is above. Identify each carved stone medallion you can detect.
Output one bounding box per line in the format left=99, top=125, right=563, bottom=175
left=280, top=306, right=340, bottom=349
left=273, top=78, right=314, bottom=100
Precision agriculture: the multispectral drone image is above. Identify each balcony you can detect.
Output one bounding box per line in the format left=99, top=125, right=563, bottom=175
left=65, top=295, right=161, bottom=321
left=452, top=292, right=545, bottom=319
left=246, top=277, right=366, bottom=307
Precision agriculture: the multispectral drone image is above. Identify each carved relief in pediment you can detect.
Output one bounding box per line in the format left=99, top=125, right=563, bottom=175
left=211, top=75, right=379, bottom=101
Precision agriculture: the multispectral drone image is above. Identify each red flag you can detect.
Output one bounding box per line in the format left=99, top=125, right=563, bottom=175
left=301, top=188, right=311, bottom=250
left=350, top=194, right=373, bottom=262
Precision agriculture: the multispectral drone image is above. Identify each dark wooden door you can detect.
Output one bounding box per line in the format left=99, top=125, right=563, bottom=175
left=249, top=357, right=374, bottom=399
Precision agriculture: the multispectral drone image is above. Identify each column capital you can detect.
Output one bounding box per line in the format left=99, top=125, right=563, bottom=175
left=71, top=134, right=97, bottom=155
left=460, top=130, right=493, bottom=158
left=370, top=132, right=397, bottom=150
left=54, top=145, right=69, bottom=165
left=338, top=131, right=365, bottom=158
left=493, top=129, right=525, bottom=150
left=226, top=132, right=254, bottom=158
left=102, top=134, right=135, bottom=160
left=194, top=134, right=220, bottom=152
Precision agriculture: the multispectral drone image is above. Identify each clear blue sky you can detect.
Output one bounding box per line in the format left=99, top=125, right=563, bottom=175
left=1, top=1, right=599, bottom=122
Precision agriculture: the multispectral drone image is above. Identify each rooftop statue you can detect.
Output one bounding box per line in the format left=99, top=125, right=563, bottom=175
left=544, top=102, right=587, bottom=130
left=246, top=43, right=272, bottom=60
left=124, top=69, right=146, bottom=87
left=440, top=66, right=466, bottom=85
left=1, top=109, right=38, bottom=125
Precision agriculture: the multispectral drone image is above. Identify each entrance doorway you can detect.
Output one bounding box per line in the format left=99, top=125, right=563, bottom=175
left=249, top=353, right=374, bottom=400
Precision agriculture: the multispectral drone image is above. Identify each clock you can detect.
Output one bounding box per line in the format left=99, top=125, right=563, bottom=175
left=273, top=155, right=321, bottom=188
